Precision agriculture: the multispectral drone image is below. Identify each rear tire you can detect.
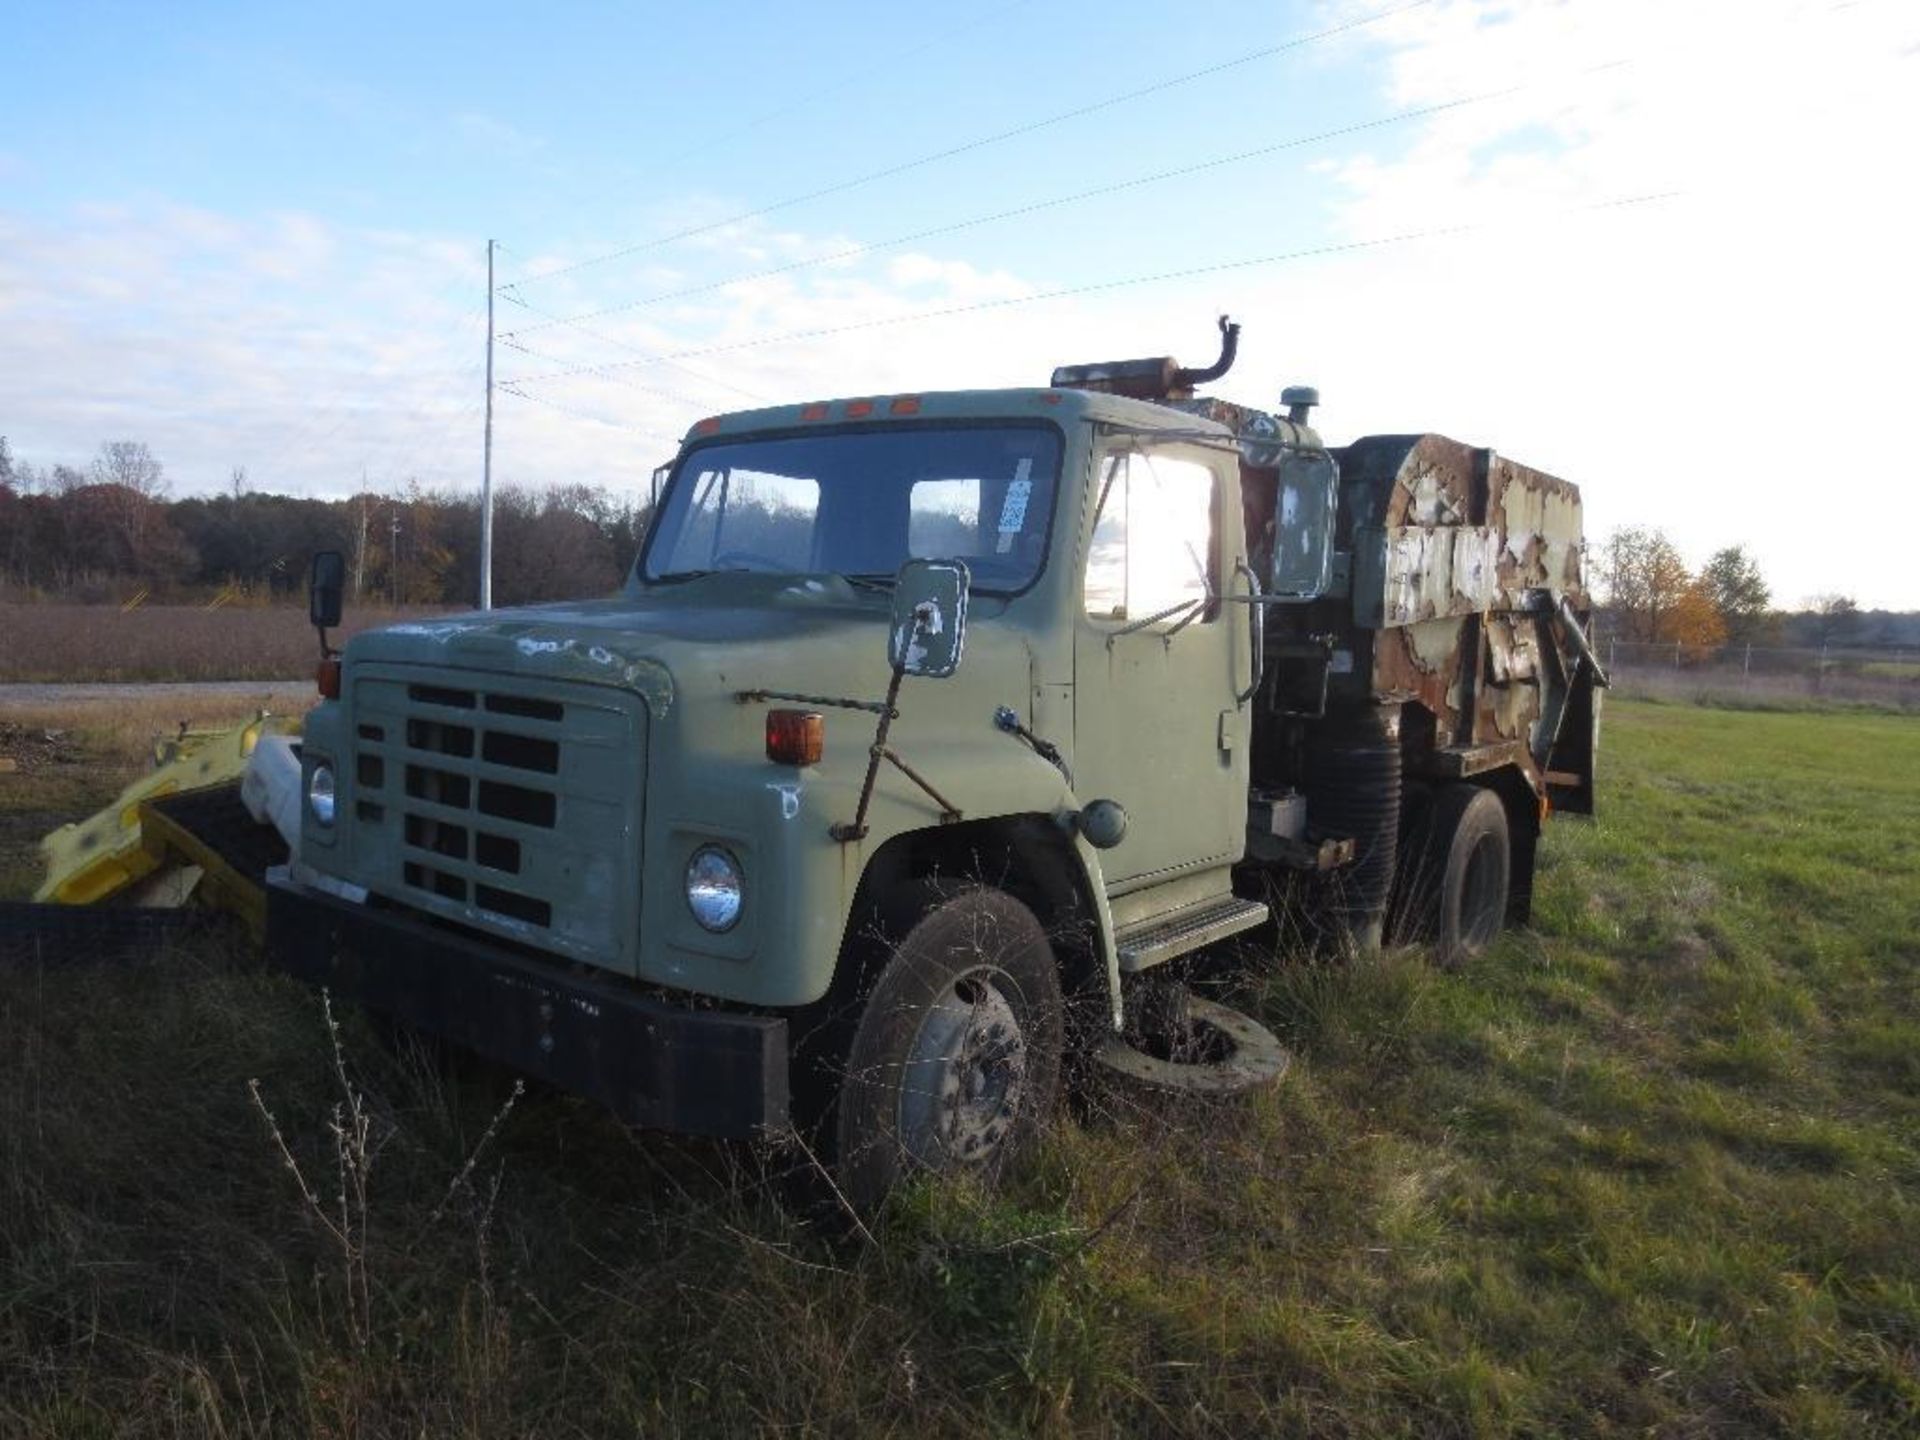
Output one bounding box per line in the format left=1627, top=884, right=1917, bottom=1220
left=1405, top=783, right=1510, bottom=969
left=833, top=884, right=1064, bottom=1212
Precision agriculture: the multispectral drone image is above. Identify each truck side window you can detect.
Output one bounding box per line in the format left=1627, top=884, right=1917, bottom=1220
left=1083, top=450, right=1216, bottom=623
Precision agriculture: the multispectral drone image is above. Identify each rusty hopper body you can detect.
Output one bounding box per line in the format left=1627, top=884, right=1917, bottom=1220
left=1186, top=404, right=1601, bottom=946
left=1335, top=435, right=1594, bottom=812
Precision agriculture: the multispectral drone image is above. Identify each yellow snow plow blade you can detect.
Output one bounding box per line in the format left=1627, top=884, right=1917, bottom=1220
left=34, top=713, right=298, bottom=905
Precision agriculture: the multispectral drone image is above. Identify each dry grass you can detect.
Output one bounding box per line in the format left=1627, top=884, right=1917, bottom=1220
left=0, top=602, right=452, bottom=683
left=1, top=690, right=317, bottom=765
left=1611, top=660, right=1920, bottom=712
left=1, top=701, right=1917, bottom=1436
left=0, top=690, right=316, bottom=896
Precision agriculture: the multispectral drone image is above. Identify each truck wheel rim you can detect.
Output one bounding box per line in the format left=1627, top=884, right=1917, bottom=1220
left=898, top=968, right=1028, bottom=1169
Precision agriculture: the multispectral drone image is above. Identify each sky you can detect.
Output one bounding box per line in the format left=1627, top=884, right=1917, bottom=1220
left=2, top=0, right=1917, bottom=607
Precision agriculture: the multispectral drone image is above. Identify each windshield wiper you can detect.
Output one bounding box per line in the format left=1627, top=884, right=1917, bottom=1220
left=840, top=573, right=898, bottom=593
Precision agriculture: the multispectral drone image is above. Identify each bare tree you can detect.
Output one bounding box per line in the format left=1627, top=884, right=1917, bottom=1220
left=90, top=441, right=169, bottom=556
left=91, top=440, right=167, bottom=498
left=1805, top=594, right=1860, bottom=649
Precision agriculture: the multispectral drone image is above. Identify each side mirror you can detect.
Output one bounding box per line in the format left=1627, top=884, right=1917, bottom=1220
left=1268, top=451, right=1339, bottom=601
left=888, top=558, right=970, bottom=678
left=310, top=550, right=346, bottom=629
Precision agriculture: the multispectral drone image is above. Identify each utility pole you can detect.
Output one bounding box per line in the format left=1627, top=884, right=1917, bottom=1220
left=480, top=238, right=497, bottom=610
left=352, top=471, right=368, bottom=600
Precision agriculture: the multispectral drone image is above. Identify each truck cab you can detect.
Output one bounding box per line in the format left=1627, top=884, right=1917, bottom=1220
left=273, top=327, right=1602, bottom=1207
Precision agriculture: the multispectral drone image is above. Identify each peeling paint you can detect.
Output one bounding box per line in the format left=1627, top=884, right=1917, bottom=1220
left=385, top=621, right=488, bottom=640
left=1321, top=433, right=1592, bottom=795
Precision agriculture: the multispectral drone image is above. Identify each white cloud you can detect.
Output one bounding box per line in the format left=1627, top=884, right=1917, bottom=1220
left=0, top=205, right=489, bottom=495
left=884, top=252, right=1032, bottom=299
left=1219, top=0, right=1920, bottom=608
left=0, top=198, right=1074, bottom=501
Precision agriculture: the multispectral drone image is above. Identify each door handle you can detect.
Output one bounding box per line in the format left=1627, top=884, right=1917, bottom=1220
left=1234, top=558, right=1264, bottom=705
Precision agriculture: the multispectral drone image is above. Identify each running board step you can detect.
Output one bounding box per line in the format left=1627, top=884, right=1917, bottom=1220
left=1115, top=895, right=1269, bottom=973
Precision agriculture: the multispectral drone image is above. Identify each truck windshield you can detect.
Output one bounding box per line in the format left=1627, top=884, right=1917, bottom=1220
left=643, top=424, right=1062, bottom=594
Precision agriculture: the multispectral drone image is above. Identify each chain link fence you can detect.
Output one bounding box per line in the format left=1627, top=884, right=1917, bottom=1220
left=1599, top=637, right=1920, bottom=710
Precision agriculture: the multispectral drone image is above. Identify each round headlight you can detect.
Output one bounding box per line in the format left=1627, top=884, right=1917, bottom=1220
left=308, top=763, right=337, bottom=827
left=685, top=845, right=743, bottom=932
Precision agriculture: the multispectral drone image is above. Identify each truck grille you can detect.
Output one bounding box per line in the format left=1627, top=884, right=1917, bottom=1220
left=346, top=670, right=645, bottom=967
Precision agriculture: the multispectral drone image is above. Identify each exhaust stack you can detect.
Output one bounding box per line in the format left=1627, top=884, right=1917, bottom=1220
left=1051, top=315, right=1241, bottom=401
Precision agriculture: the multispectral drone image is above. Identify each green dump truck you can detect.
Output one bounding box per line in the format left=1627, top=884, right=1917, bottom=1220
left=271, top=320, right=1603, bottom=1206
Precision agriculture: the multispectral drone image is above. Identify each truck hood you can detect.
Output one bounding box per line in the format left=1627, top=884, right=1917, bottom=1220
left=343, top=573, right=1024, bottom=715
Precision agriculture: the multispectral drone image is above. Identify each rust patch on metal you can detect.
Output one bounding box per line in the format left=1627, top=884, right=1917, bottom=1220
left=1334, top=433, right=1586, bottom=797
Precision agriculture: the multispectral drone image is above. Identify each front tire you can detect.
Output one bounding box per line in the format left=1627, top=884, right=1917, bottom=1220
left=833, top=884, right=1064, bottom=1211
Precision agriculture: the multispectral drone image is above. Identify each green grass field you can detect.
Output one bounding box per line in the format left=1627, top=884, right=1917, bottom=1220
left=2, top=699, right=1916, bottom=1436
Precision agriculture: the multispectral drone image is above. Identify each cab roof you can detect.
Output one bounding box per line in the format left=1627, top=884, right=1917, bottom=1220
left=680, top=386, right=1236, bottom=445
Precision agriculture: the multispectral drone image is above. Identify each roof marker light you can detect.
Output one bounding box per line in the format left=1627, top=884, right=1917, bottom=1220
left=889, top=396, right=921, bottom=415
left=693, top=416, right=722, bottom=435
left=801, top=402, right=830, bottom=421
left=845, top=399, right=875, bottom=418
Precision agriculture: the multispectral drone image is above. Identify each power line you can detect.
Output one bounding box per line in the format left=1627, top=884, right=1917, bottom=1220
left=499, top=291, right=778, bottom=404
left=495, top=383, right=682, bottom=444
left=499, top=0, right=1434, bottom=292
left=502, top=334, right=765, bottom=419
left=498, top=336, right=732, bottom=410
left=495, top=0, right=1867, bottom=348
left=366, top=394, right=487, bottom=492
left=502, top=83, right=1527, bottom=341
left=660, top=0, right=1037, bottom=173
left=503, top=191, right=1682, bottom=387
left=251, top=303, right=489, bottom=493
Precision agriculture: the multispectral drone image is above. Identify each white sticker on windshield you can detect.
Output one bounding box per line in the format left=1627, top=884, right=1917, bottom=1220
left=995, top=460, right=1033, bottom=554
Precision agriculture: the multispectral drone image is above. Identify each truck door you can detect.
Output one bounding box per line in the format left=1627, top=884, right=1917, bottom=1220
left=1072, top=442, right=1251, bottom=888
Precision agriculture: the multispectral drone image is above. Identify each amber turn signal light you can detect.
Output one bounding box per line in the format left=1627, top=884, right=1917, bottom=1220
left=765, top=709, right=823, bottom=766
left=316, top=657, right=342, bottom=699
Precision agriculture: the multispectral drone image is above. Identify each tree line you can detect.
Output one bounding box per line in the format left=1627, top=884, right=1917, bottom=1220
left=3, top=436, right=1914, bottom=645
left=0, top=438, right=651, bottom=607
left=1598, top=527, right=1912, bottom=652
